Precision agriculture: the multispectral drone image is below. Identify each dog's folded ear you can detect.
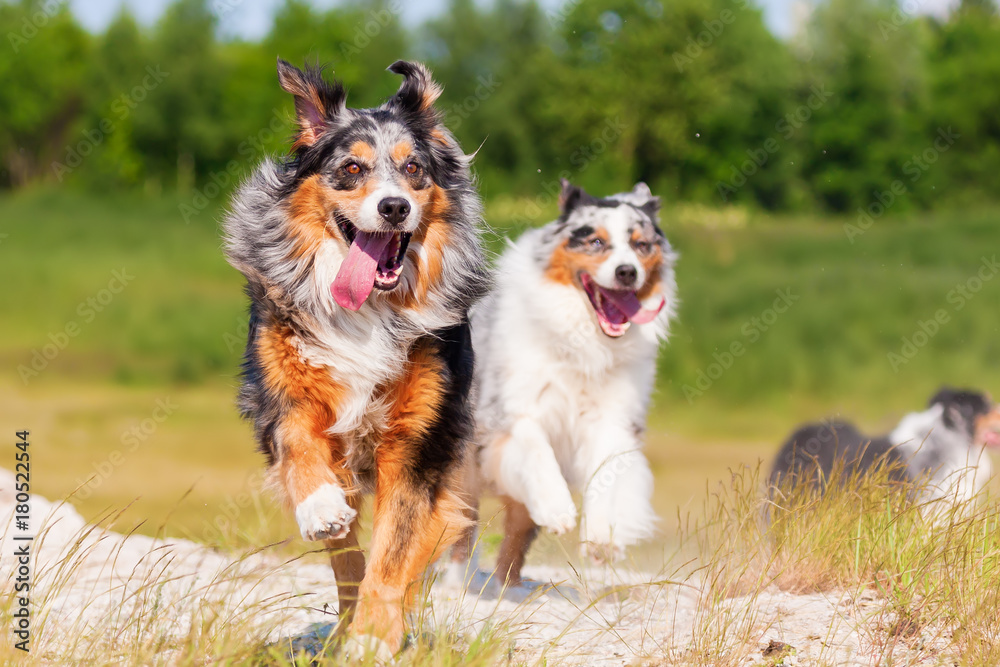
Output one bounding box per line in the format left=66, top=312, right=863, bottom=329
left=277, top=59, right=346, bottom=150
left=387, top=61, right=473, bottom=187
left=388, top=61, right=443, bottom=120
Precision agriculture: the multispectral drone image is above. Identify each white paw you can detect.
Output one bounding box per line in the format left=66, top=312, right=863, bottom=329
left=294, top=484, right=356, bottom=541
left=581, top=541, right=625, bottom=565
left=437, top=559, right=469, bottom=590
left=343, top=633, right=394, bottom=663
left=527, top=487, right=578, bottom=535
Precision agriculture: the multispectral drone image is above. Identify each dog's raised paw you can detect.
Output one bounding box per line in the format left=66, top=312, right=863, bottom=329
left=295, top=484, right=357, bottom=541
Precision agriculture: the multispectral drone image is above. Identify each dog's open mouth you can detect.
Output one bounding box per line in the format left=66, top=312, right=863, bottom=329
left=974, top=407, right=1000, bottom=448
left=331, top=217, right=411, bottom=311
left=579, top=272, right=665, bottom=338
left=978, top=412, right=1000, bottom=449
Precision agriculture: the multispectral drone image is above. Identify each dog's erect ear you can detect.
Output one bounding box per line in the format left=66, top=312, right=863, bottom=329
left=388, top=61, right=442, bottom=116
left=945, top=404, right=974, bottom=435
left=928, top=386, right=956, bottom=408
left=631, top=181, right=662, bottom=218
left=559, top=178, right=585, bottom=215
left=277, top=59, right=346, bottom=150
left=632, top=182, right=653, bottom=199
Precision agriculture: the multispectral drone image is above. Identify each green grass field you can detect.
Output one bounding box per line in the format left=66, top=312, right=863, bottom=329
left=2, top=188, right=999, bottom=554
left=5, top=188, right=999, bottom=407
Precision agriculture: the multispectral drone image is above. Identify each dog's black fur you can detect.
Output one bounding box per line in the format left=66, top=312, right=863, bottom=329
left=770, top=387, right=992, bottom=488
left=931, top=387, right=991, bottom=442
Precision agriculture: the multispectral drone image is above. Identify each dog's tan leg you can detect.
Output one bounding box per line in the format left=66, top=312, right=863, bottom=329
left=347, top=343, right=472, bottom=656
left=273, top=408, right=356, bottom=543
left=495, top=496, right=539, bottom=587
left=450, top=507, right=479, bottom=563
left=350, top=466, right=468, bottom=656
left=258, top=324, right=356, bottom=541
left=450, top=453, right=480, bottom=564
left=325, top=496, right=364, bottom=628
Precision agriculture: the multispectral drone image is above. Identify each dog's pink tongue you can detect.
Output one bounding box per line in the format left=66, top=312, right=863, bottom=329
left=331, top=232, right=393, bottom=311
left=984, top=429, right=1000, bottom=449
left=601, top=289, right=665, bottom=325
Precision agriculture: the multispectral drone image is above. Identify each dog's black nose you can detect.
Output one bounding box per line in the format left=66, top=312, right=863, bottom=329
left=377, top=197, right=411, bottom=226
left=615, top=264, right=638, bottom=287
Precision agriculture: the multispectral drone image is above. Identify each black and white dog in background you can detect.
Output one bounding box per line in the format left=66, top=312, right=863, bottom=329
left=770, top=387, right=1000, bottom=507
left=452, top=180, right=677, bottom=586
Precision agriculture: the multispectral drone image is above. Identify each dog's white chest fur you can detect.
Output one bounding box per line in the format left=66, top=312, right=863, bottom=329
left=293, top=328, right=397, bottom=436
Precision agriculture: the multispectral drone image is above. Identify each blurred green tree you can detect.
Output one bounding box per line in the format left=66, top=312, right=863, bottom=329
left=422, top=0, right=557, bottom=195
left=75, top=9, right=149, bottom=188
left=0, top=0, right=90, bottom=187
left=542, top=0, right=796, bottom=209
left=129, top=0, right=227, bottom=192
left=923, top=0, right=1000, bottom=205
left=0, top=0, right=998, bottom=220
left=796, top=0, right=927, bottom=213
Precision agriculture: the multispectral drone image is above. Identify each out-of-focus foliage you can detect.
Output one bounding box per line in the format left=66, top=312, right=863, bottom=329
left=1, top=0, right=999, bottom=214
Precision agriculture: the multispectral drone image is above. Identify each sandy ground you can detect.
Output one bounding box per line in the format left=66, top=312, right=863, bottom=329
left=0, top=469, right=943, bottom=665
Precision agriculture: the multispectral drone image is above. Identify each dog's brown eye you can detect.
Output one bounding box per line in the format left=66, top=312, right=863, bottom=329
left=634, top=241, right=651, bottom=253
left=405, top=161, right=420, bottom=175
left=345, top=162, right=361, bottom=175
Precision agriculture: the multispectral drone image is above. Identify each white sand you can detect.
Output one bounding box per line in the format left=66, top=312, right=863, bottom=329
left=0, top=469, right=941, bottom=665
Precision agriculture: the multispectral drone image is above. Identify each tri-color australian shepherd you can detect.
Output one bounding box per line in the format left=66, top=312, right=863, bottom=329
left=223, top=60, right=487, bottom=658
left=452, top=180, right=677, bottom=586
left=770, top=387, right=1000, bottom=509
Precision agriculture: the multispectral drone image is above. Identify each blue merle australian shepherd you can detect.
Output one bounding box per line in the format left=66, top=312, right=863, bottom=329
left=223, top=60, right=487, bottom=658
left=770, top=388, right=1000, bottom=513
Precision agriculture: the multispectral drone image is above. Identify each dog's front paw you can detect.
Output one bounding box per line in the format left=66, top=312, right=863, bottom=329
left=527, top=488, right=578, bottom=535
left=342, top=633, right=395, bottom=663
left=581, top=540, right=625, bottom=565
left=295, top=484, right=357, bottom=541
left=437, top=559, right=475, bottom=590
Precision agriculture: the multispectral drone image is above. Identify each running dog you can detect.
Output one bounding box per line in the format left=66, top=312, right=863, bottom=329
left=454, top=180, right=677, bottom=586
left=223, top=59, right=488, bottom=658
left=770, top=387, right=1000, bottom=506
